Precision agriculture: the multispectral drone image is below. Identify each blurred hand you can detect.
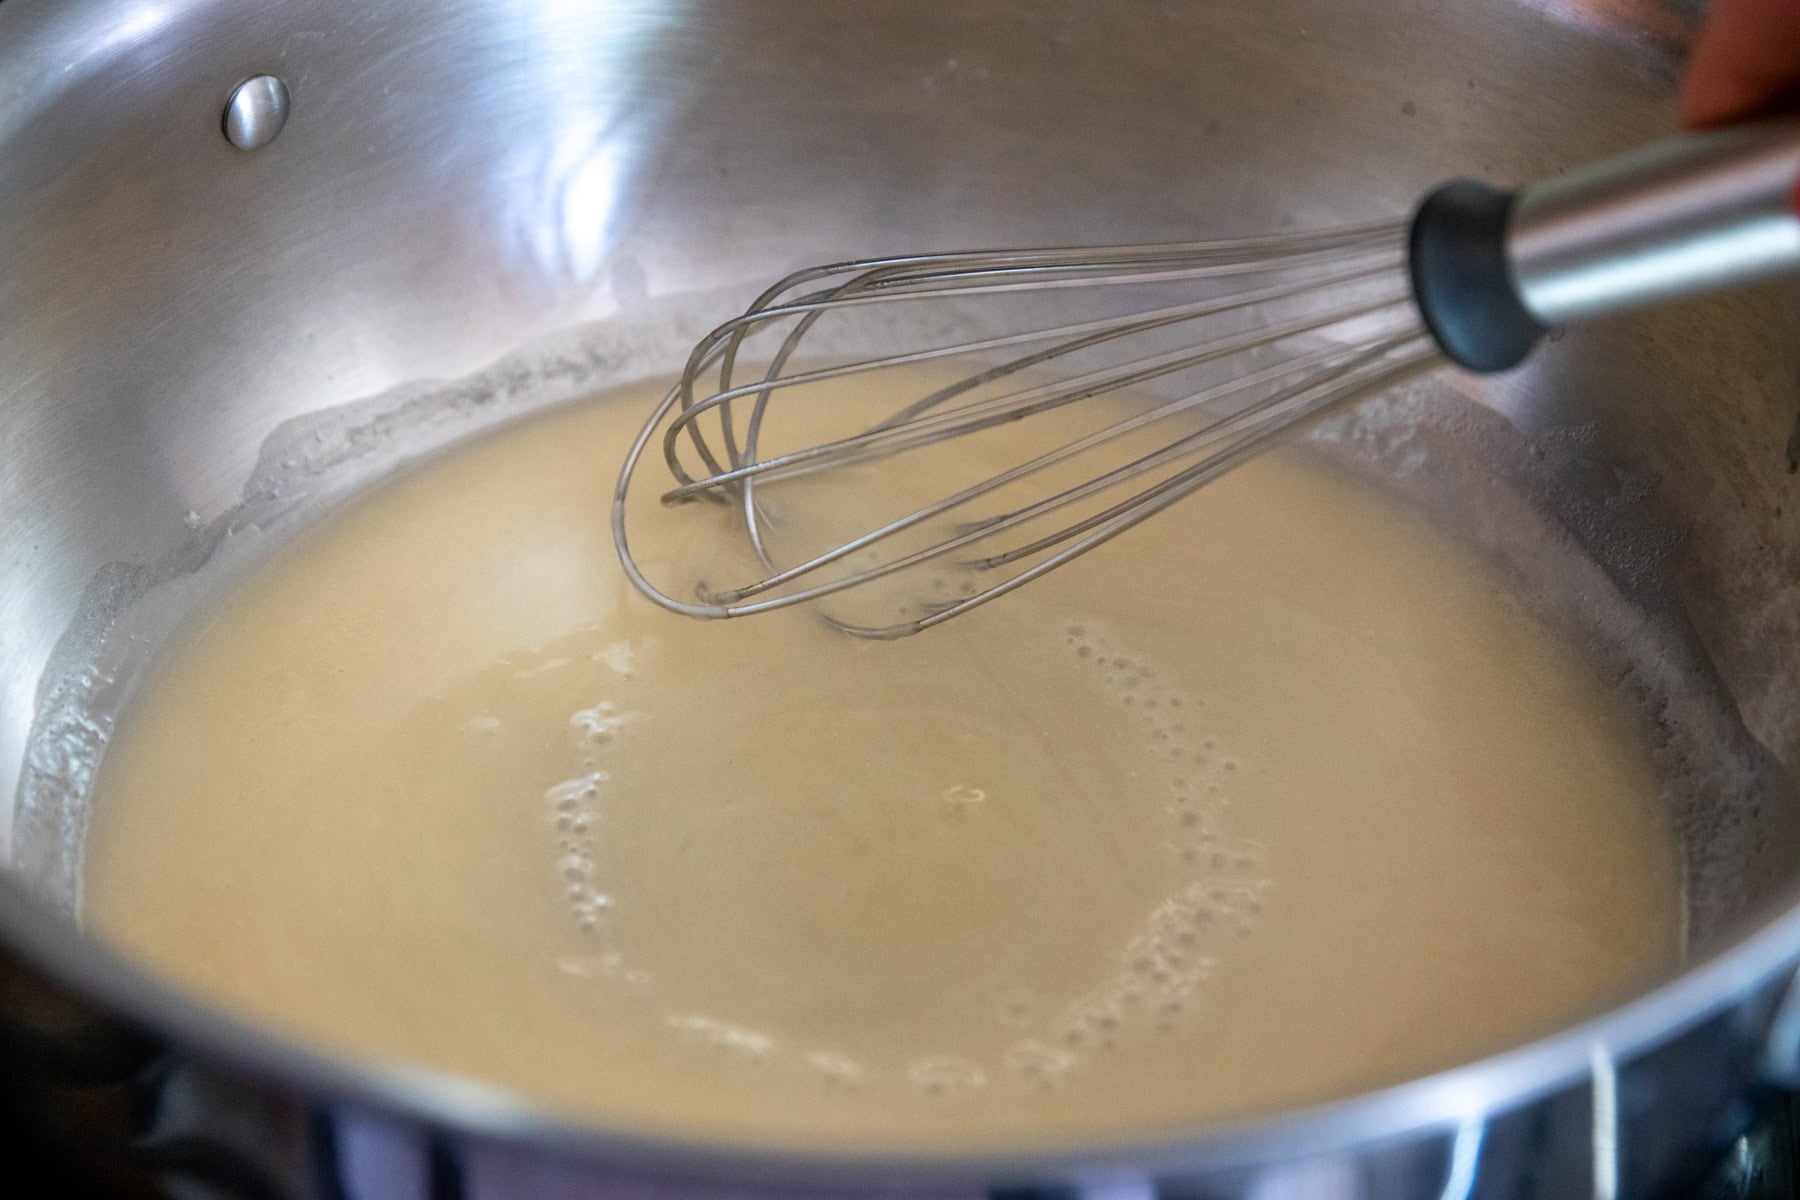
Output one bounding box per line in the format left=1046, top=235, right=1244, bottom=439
left=1680, top=0, right=1800, bottom=129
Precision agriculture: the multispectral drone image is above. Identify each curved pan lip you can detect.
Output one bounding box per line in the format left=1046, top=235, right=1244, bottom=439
left=2, top=873, right=1799, bottom=1187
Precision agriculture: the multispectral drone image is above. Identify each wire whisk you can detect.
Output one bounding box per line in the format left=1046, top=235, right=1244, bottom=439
left=613, top=225, right=1439, bottom=638
left=613, top=118, right=1800, bottom=637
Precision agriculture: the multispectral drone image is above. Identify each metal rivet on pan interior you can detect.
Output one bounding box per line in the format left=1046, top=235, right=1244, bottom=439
left=223, top=75, right=290, bottom=151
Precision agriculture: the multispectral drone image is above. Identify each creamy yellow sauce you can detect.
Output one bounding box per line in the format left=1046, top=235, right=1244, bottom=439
left=82, top=379, right=1679, bottom=1148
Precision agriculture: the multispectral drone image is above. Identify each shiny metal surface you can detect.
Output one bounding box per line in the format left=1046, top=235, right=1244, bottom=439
left=1511, top=117, right=1800, bottom=324
left=2, top=0, right=1799, bottom=1197
left=221, top=74, right=291, bottom=151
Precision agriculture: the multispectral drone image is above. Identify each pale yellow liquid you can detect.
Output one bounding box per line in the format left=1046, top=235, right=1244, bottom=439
left=83, top=380, right=1679, bottom=1148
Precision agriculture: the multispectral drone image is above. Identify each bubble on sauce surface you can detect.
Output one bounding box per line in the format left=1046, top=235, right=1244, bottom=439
left=545, top=772, right=604, bottom=807
left=1004, top=618, right=1278, bottom=1067
left=804, top=1050, right=868, bottom=1087
left=1005, top=1039, right=1078, bottom=1090
left=595, top=640, right=637, bottom=676
left=908, top=1056, right=987, bottom=1098
left=666, top=1014, right=776, bottom=1064
left=570, top=701, right=637, bottom=747
left=543, top=768, right=612, bottom=930
left=942, top=784, right=987, bottom=814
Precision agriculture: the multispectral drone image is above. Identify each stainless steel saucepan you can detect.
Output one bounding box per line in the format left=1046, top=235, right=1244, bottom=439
left=3, top=1, right=1799, bottom=1197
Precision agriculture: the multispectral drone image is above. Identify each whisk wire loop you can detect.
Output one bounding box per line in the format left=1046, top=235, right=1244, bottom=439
left=613, top=222, right=1440, bottom=638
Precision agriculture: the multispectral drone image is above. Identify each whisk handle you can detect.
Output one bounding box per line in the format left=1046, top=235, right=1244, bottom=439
left=1409, top=116, right=1800, bottom=373
left=1509, top=116, right=1800, bottom=325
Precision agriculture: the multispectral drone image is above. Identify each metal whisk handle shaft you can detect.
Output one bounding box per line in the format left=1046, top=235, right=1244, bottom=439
left=1410, top=116, right=1800, bottom=373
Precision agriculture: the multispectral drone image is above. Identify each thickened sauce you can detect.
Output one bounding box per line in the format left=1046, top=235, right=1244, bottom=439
left=83, top=379, right=1679, bottom=1148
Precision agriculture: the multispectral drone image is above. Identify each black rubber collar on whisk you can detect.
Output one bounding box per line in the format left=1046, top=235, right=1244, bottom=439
left=1407, top=179, right=1547, bottom=373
